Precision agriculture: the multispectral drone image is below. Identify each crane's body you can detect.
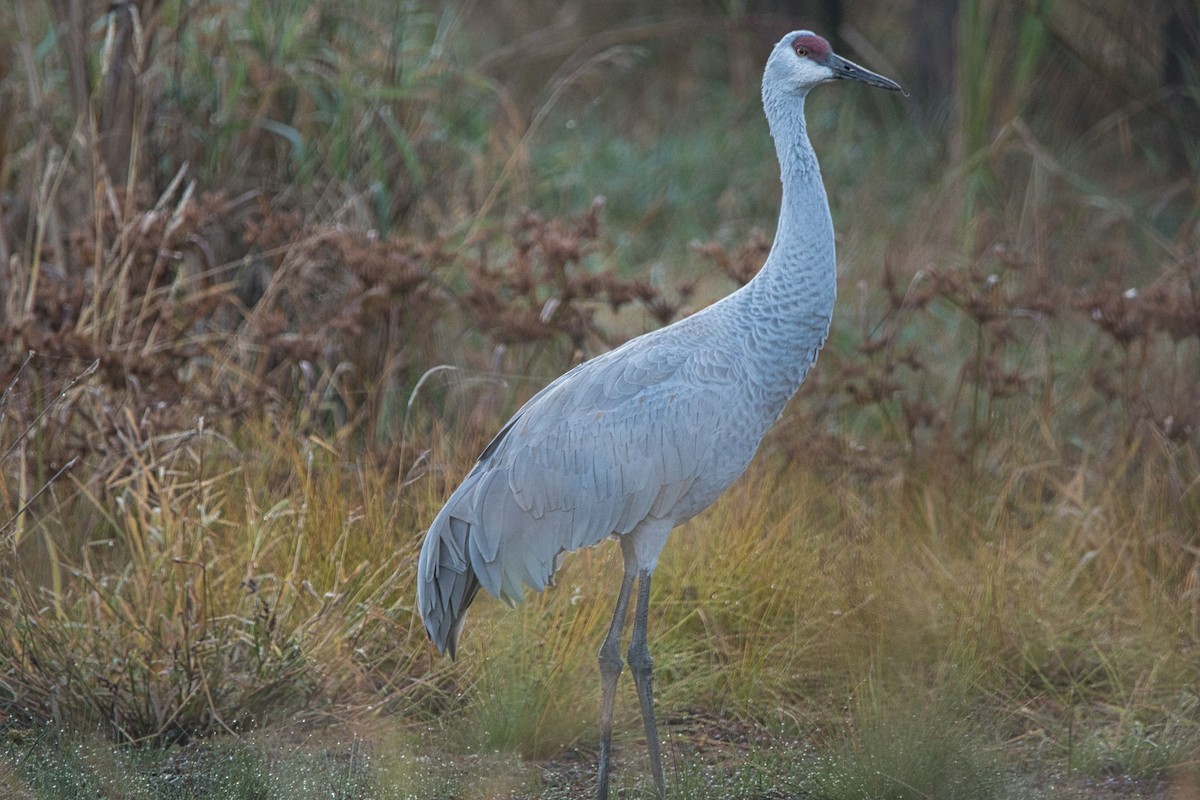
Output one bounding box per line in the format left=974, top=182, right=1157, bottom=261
left=417, top=30, right=901, bottom=800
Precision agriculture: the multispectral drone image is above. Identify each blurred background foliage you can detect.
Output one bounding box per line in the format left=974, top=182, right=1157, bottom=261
left=0, top=0, right=1198, bottom=794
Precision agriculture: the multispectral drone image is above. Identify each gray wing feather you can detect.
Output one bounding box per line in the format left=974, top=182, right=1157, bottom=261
left=417, top=333, right=733, bottom=655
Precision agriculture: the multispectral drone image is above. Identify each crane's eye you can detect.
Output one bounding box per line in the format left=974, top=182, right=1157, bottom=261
left=794, top=46, right=809, bottom=57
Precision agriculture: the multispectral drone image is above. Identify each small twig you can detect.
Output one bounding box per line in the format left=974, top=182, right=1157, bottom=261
left=0, top=350, right=35, bottom=423
left=1, top=359, right=100, bottom=464
left=0, top=457, right=79, bottom=544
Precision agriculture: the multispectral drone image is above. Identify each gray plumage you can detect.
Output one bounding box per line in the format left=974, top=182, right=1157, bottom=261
left=417, top=30, right=901, bottom=800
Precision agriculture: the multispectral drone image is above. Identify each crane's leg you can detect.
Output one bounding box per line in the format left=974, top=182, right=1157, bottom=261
left=596, top=547, right=638, bottom=800
left=628, top=569, right=666, bottom=799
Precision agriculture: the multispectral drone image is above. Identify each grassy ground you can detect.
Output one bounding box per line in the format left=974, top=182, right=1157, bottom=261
left=2, top=0, right=1199, bottom=797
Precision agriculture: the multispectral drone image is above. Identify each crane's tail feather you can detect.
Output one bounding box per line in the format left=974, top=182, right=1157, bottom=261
left=418, top=513, right=480, bottom=659
left=417, top=459, right=620, bottom=657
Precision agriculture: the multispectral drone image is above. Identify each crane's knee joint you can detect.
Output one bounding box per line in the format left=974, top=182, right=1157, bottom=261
left=626, top=641, right=653, bottom=674
left=598, top=644, right=624, bottom=677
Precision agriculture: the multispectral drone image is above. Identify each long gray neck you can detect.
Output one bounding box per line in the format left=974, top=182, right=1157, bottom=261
left=736, top=91, right=837, bottom=399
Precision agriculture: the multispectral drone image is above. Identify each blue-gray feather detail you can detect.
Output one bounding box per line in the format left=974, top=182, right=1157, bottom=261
left=417, top=329, right=743, bottom=655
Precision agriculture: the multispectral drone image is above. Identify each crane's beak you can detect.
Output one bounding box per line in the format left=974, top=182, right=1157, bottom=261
left=826, top=52, right=903, bottom=93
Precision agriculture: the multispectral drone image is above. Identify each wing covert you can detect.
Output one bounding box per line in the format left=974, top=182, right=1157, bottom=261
left=445, top=335, right=735, bottom=603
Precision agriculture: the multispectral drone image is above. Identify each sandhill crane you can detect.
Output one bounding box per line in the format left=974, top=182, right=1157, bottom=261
left=418, top=30, right=901, bottom=799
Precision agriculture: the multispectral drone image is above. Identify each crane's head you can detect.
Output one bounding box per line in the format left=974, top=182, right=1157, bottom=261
left=764, top=31, right=902, bottom=97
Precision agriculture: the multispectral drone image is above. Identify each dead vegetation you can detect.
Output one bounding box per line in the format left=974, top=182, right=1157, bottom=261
left=0, top=2, right=1198, bottom=793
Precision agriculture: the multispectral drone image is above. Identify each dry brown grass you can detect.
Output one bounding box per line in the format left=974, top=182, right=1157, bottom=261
left=1, top=2, right=1198, bottom=796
